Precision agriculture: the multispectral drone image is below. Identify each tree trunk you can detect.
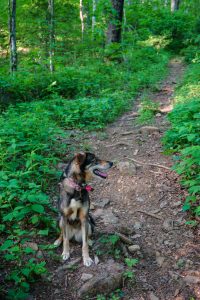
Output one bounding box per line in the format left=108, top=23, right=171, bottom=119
left=80, top=0, right=84, bottom=40
left=107, top=0, right=124, bottom=44
left=8, top=0, right=17, bottom=73
left=171, top=0, right=180, bottom=11
left=48, top=0, right=55, bottom=72
left=92, top=0, right=96, bottom=35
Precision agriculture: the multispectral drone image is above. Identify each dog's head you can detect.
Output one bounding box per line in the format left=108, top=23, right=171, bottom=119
left=74, top=152, right=113, bottom=181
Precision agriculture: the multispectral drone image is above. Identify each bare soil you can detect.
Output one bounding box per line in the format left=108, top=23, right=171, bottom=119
left=32, top=59, right=200, bottom=300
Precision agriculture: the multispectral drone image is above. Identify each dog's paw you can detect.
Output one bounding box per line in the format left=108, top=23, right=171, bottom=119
left=54, top=239, right=62, bottom=247
left=83, top=256, right=93, bottom=267
left=62, top=252, right=70, bottom=261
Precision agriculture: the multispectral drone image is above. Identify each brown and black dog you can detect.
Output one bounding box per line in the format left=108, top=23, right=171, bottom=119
left=54, top=152, right=113, bottom=267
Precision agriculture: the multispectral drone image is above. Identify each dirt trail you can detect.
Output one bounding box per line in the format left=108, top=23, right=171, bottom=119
left=33, top=59, right=200, bottom=300
left=87, top=59, right=200, bottom=300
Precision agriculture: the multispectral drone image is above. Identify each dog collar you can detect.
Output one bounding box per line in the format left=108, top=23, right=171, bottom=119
left=65, top=178, right=93, bottom=192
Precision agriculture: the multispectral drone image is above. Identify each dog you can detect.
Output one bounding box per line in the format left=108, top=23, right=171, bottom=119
left=54, top=152, right=113, bottom=267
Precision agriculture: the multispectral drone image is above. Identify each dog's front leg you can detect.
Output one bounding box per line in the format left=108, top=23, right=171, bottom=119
left=62, top=218, right=70, bottom=261
left=80, top=216, right=93, bottom=267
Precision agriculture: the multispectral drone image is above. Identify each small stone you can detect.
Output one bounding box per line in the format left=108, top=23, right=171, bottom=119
left=156, top=251, right=165, bottom=267
left=156, top=113, right=162, bottom=117
left=183, top=275, right=200, bottom=284
left=149, top=292, right=159, bottom=300
left=171, top=201, right=182, bottom=208
left=133, top=222, right=142, bottom=230
left=131, top=234, right=141, bottom=239
left=169, top=271, right=179, bottom=280
left=95, top=198, right=110, bottom=208
left=102, top=210, right=119, bottom=224
left=162, top=219, right=173, bottom=232
left=56, top=257, right=81, bottom=273
left=117, top=161, right=137, bottom=176
left=136, top=197, right=145, bottom=202
left=36, top=250, right=43, bottom=258
left=23, top=242, right=38, bottom=251
left=160, top=201, right=167, bottom=209
left=90, top=203, right=95, bottom=210
left=94, top=255, right=100, bottom=265
left=128, top=245, right=140, bottom=253
left=81, top=273, right=94, bottom=282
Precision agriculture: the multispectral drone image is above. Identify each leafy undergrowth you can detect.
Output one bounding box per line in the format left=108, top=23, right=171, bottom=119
left=163, top=62, right=200, bottom=221
left=0, top=46, right=168, bottom=110
left=0, top=47, right=169, bottom=299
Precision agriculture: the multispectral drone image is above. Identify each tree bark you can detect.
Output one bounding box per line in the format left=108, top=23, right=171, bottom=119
left=171, top=0, right=181, bottom=11
left=92, top=0, right=96, bottom=35
left=8, top=0, right=17, bottom=73
left=80, top=0, right=84, bottom=40
left=47, top=0, right=55, bottom=72
left=107, top=0, right=124, bottom=44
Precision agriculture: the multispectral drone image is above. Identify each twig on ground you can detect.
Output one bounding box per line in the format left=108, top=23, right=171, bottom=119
left=135, top=210, right=162, bottom=220
left=127, top=157, right=171, bottom=170
left=121, top=131, right=135, bottom=136
left=106, top=142, right=132, bottom=147
left=115, top=232, right=133, bottom=244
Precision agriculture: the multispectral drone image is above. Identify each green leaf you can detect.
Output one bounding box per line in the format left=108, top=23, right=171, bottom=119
left=38, top=229, right=49, bottom=236
left=31, top=204, right=45, bottom=213
left=0, top=239, right=14, bottom=250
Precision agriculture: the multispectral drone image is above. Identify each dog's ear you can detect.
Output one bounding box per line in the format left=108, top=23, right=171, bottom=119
left=75, top=152, right=86, bottom=165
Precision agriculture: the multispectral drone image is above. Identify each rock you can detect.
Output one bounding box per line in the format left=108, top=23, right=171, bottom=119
left=155, top=251, right=165, bottom=267
left=117, top=161, right=137, bottom=176
left=136, top=197, right=145, bottom=202
left=90, top=203, right=95, bottom=210
left=171, top=201, right=182, bottom=208
left=78, top=262, right=124, bottom=298
left=93, top=208, right=104, bottom=219
left=160, top=201, right=167, bottom=209
left=156, top=113, right=162, bottom=117
left=36, top=250, right=43, bottom=258
left=128, top=245, right=140, bottom=253
left=183, top=275, right=200, bottom=284
left=131, top=234, right=141, bottom=239
left=94, top=255, right=100, bottom=265
left=56, top=258, right=81, bottom=273
left=102, top=210, right=119, bottom=224
left=133, top=222, right=142, bottom=230
left=149, top=292, right=159, bottom=300
left=23, top=242, right=38, bottom=251
left=95, top=198, right=110, bottom=208
left=162, top=219, right=173, bottom=232
left=81, top=273, right=94, bottom=282
left=139, top=126, right=160, bottom=135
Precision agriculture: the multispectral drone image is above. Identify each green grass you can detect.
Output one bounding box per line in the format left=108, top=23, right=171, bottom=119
left=163, top=62, right=200, bottom=219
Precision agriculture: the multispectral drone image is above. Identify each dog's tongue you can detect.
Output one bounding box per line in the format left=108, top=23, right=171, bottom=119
left=97, top=170, right=107, bottom=178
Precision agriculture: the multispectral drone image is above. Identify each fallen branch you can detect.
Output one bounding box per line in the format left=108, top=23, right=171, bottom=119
left=115, top=232, right=133, bottom=245
left=121, top=131, right=135, bottom=136
left=135, top=210, right=162, bottom=220
left=105, top=142, right=132, bottom=147
left=127, top=157, right=171, bottom=170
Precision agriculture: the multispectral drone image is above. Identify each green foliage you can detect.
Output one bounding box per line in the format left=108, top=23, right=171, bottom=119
left=123, top=258, right=138, bottom=280
left=163, top=63, right=200, bottom=218
left=136, top=97, right=159, bottom=124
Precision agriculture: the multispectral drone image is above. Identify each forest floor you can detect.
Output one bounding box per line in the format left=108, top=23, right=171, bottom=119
left=32, top=59, right=200, bottom=300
